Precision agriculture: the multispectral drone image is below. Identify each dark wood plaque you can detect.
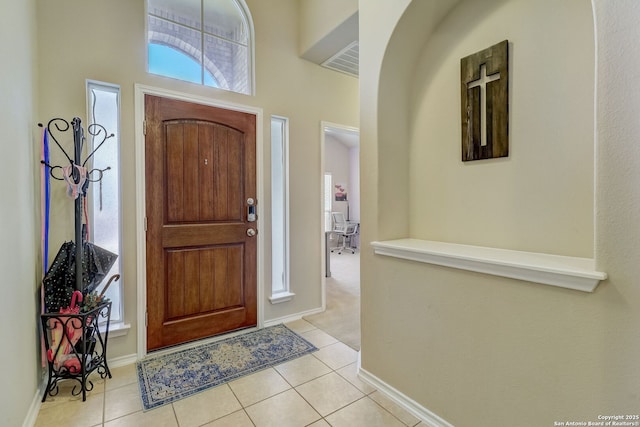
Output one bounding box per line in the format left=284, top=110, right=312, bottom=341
left=461, top=40, right=509, bottom=161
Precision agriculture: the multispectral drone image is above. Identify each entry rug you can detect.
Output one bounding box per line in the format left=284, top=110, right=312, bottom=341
left=136, top=324, right=317, bottom=410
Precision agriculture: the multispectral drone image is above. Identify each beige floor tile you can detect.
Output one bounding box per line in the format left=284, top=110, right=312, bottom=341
left=202, top=409, right=255, bottom=426
left=284, top=319, right=316, bottom=334
left=336, top=363, right=376, bottom=394
left=104, top=382, right=143, bottom=421
left=369, top=390, right=420, bottom=426
left=105, top=363, right=138, bottom=391
left=300, top=328, right=339, bottom=348
left=41, top=376, right=105, bottom=405
left=295, top=372, right=364, bottom=416
left=103, top=405, right=178, bottom=426
left=35, top=392, right=103, bottom=427
left=36, top=259, right=363, bottom=427
left=245, top=389, right=321, bottom=427
left=325, top=397, right=406, bottom=427
left=172, top=384, right=242, bottom=427
left=228, top=368, right=291, bottom=407
left=274, top=354, right=332, bottom=387
left=87, top=369, right=110, bottom=389
left=312, top=341, right=358, bottom=370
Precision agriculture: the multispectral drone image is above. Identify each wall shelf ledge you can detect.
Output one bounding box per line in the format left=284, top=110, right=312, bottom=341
left=371, top=239, right=606, bottom=292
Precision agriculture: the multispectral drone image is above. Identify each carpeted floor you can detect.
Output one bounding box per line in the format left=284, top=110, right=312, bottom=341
left=304, top=251, right=360, bottom=350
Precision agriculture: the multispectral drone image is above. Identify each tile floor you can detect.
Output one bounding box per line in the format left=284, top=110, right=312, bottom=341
left=35, top=319, right=427, bottom=427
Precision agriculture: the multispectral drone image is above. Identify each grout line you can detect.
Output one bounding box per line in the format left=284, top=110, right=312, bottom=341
left=171, top=401, right=180, bottom=426
left=38, top=258, right=361, bottom=427
left=101, top=380, right=107, bottom=426
left=243, top=408, right=257, bottom=427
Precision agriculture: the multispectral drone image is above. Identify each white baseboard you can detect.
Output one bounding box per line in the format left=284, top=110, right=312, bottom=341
left=263, top=307, right=325, bottom=327
left=22, top=378, right=47, bottom=427
left=108, top=353, right=138, bottom=369
left=357, top=361, right=455, bottom=427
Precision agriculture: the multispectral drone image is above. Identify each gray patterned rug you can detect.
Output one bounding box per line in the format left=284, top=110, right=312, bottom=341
left=136, top=324, right=317, bottom=410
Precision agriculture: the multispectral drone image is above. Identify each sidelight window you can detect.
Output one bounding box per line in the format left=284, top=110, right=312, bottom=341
left=270, top=116, right=294, bottom=303
left=86, top=80, right=124, bottom=327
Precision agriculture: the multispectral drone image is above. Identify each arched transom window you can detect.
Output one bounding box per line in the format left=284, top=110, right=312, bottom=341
left=147, top=0, right=254, bottom=95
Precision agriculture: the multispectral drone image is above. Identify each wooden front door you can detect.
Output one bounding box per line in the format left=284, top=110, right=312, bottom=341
left=145, top=94, right=257, bottom=351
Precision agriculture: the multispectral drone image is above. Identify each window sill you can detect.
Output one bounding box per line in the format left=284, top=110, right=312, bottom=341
left=99, top=321, right=131, bottom=338
left=269, top=292, right=296, bottom=304
left=371, top=239, right=606, bottom=292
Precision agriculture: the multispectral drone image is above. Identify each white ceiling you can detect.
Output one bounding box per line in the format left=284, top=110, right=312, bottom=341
left=300, top=12, right=359, bottom=78
left=325, top=126, right=359, bottom=148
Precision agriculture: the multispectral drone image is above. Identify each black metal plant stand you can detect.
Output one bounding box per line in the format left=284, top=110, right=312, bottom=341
left=39, top=117, right=117, bottom=402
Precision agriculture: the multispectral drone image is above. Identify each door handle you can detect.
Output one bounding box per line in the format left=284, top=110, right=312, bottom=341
left=246, top=228, right=256, bottom=237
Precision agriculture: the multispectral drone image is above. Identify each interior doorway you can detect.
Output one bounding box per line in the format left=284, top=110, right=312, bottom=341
left=322, top=123, right=360, bottom=263
left=304, top=122, right=360, bottom=350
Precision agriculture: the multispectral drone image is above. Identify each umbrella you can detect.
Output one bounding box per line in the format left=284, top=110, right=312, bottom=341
left=43, top=241, right=117, bottom=312
left=82, top=240, right=118, bottom=294
left=47, top=291, right=84, bottom=372
left=43, top=241, right=75, bottom=313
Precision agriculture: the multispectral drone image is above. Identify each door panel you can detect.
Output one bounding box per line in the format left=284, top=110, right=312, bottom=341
left=165, top=246, right=243, bottom=320
left=145, top=95, right=257, bottom=351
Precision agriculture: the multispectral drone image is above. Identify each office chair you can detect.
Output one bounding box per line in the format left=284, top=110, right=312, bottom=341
left=331, top=212, right=358, bottom=254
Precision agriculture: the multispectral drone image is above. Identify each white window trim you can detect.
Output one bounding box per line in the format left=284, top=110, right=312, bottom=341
left=324, top=173, right=333, bottom=232
left=269, top=115, right=294, bottom=304
left=85, top=79, right=128, bottom=334
left=242, top=0, right=256, bottom=96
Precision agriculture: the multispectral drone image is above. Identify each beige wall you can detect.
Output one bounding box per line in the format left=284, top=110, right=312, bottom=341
left=298, top=0, right=358, bottom=55
left=360, top=0, right=640, bottom=426
left=409, top=0, right=594, bottom=257
left=0, top=0, right=40, bottom=425
left=36, top=0, right=358, bottom=361
left=10, top=0, right=639, bottom=425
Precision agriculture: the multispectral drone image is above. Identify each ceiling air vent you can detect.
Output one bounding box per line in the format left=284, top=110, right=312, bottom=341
left=321, top=41, right=359, bottom=77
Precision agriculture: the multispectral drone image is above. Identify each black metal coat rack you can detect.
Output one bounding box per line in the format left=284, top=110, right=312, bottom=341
left=39, top=116, right=117, bottom=401
left=40, top=117, right=113, bottom=293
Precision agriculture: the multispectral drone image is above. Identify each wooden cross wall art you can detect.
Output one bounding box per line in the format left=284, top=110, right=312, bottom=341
left=460, top=40, right=509, bottom=161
